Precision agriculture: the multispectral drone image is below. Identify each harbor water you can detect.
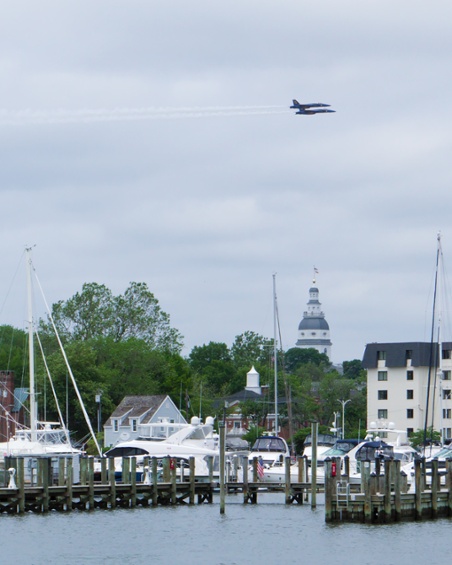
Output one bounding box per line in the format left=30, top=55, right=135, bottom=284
left=2, top=493, right=450, bottom=565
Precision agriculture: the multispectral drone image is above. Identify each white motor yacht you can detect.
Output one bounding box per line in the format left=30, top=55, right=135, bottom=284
left=247, top=435, right=290, bottom=467
left=98, top=416, right=225, bottom=482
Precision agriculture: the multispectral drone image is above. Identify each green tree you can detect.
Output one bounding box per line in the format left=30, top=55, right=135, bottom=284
left=188, top=342, right=234, bottom=395
left=36, top=340, right=114, bottom=440
left=41, top=282, right=183, bottom=353
left=342, top=359, right=365, bottom=380
left=0, top=325, right=28, bottom=378
left=231, top=331, right=272, bottom=369
left=239, top=399, right=269, bottom=428
left=284, top=347, right=330, bottom=373
left=409, top=427, right=441, bottom=448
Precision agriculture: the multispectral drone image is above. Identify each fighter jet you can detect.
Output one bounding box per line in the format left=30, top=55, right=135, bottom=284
left=290, top=99, right=335, bottom=115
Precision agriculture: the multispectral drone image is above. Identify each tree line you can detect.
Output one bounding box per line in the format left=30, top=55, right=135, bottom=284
left=0, top=282, right=367, bottom=448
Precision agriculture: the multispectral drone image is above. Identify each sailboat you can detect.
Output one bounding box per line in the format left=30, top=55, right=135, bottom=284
left=422, top=233, right=450, bottom=455
left=247, top=275, right=291, bottom=470
left=0, top=248, right=100, bottom=482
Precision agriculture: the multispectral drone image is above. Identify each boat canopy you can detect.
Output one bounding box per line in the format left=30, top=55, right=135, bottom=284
left=355, top=441, right=394, bottom=461
left=251, top=436, right=287, bottom=452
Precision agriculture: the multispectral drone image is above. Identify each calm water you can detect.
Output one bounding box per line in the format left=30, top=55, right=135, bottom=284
left=2, top=493, right=450, bottom=565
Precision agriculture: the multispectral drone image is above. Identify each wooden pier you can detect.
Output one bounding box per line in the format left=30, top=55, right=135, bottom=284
left=324, top=456, right=452, bottom=523
left=0, top=455, right=215, bottom=514
left=4, top=453, right=450, bottom=522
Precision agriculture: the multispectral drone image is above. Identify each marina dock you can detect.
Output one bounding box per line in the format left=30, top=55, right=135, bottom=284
left=2, top=454, right=452, bottom=523
left=0, top=455, right=216, bottom=513
left=324, top=456, right=452, bottom=523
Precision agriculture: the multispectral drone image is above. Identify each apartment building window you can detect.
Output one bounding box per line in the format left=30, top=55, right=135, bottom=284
left=407, top=371, right=414, bottom=380
left=407, top=389, right=414, bottom=400
left=378, top=371, right=388, bottom=381
left=443, top=371, right=451, bottom=381
left=443, top=389, right=452, bottom=400
left=443, top=409, right=451, bottom=419
left=378, top=409, right=388, bottom=419
left=377, top=351, right=387, bottom=361
left=407, top=428, right=414, bottom=436
left=444, top=428, right=452, bottom=439
left=407, top=409, right=414, bottom=419
left=378, top=390, right=388, bottom=400
left=442, top=349, right=452, bottom=359
left=405, top=350, right=412, bottom=360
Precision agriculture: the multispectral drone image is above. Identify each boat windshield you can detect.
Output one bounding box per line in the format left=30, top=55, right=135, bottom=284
left=105, top=446, right=149, bottom=458
left=322, top=446, right=349, bottom=458
left=304, top=434, right=336, bottom=447
left=251, top=437, right=286, bottom=452
left=355, top=443, right=394, bottom=461
left=432, top=445, right=452, bottom=459
left=322, top=440, right=359, bottom=457
left=393, top=450, right=420, bottom=464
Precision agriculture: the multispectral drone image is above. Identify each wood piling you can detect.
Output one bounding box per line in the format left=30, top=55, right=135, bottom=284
left=3, top=453, right=451, bottom=522
left=324, top=456, right=452, bottom=523
left=0, top=454, right=217, bottom=514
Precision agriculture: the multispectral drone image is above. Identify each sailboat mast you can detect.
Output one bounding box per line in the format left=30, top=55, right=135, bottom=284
left=436, top=236, right=444, bottom=445
left=273, top=273, right=278, bottom=436
left=26, top=247, right=37, bottom=441
left=424, top=233, right=441, bottom=447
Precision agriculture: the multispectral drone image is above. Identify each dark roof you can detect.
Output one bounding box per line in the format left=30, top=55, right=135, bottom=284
left=105, top=395, right=168, bottom=425
left=361, top=342, right=449, bottom=368
left=298, top=317, right=329, bottom=331
left=223, top=389, right=264, bottom=404
left=214, top=389, right=286, bottom=409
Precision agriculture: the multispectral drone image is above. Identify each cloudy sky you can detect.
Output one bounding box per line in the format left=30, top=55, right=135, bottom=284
left=1, top=1, right=452, bottom=364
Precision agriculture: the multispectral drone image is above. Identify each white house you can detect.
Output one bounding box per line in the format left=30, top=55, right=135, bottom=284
left=103, top=395, right=187, bottom=447
left=363, top=342, right=452, bottom=441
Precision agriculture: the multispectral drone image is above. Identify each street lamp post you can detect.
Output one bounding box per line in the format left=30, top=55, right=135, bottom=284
left=95, top=391, right=102, bottom=434
left=338, top=399, right=351, bottom=440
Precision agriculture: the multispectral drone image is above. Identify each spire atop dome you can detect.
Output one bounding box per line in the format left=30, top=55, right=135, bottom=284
left=312, top=265, right=319, bottom=285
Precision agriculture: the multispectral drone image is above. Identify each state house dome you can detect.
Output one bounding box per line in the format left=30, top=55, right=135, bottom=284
left=295, top=278, right=332, bottom=359
left=298, top=317, right=330, bottom=331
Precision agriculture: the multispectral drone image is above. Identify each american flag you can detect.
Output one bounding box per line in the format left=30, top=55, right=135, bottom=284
left=257, top=457, right=265, bottom=480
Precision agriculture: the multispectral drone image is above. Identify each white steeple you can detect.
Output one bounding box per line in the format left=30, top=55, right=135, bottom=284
left=245, top=366, right=261, bottom=395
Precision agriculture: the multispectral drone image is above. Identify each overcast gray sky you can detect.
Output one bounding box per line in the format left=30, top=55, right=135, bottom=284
left=1, top=1, right=452, bottom=364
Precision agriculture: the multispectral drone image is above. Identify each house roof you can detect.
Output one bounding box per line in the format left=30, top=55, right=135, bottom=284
left=105, top=395, right=168, bottom=426
left=224, top=389, right=264, bottom=404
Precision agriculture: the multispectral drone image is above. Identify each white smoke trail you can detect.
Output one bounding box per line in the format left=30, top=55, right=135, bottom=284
left=0, top=105, right=288, bottom=125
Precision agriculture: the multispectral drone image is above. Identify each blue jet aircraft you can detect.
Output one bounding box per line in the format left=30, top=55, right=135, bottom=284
left=290, top=99, right=335, bottom=115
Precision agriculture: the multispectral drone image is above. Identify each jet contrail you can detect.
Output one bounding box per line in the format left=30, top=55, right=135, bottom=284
left=0, top=105, right=288, bottom=126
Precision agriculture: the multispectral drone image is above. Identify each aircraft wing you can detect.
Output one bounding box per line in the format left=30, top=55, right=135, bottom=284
left=296, top=108, right=335, bottom=115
